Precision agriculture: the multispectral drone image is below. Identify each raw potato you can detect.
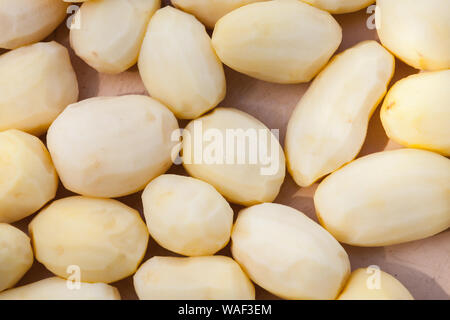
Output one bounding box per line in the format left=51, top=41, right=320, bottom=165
left=0, top=0, right=68, bottom=49
left=0, top=224, right=33, bottom=292
left=211, top=0, right=342, bottom=83
left=70, top=0, right=160, bottom=74
left=376, top=0, right=450, bottom=71
left=29, top=196, right=149, bottom=283
left=381, top=70, right=450, bottom=156
left=138, top=6, right=226, bottom=119
left=134, top=256, right=255, bottom=300
left=0, top=42, right=79, bottom=135
left=182, top=108, right=286, bottom=206
left=285, top=41, right=394, bottom=187
left=0, top=130, right=58, bottom=223
left=142, top=174, right=233, bottom=256
left=315, top=149, right=450, bottom=247
left=337, top=268, right=414, bottom=300
left=0, top=277, right=121, bottom=300
left=47, top=95, right=179, bottom=198
left=231, top=203, right=350, bottom=300
left=299, top=0, right=375, bottom=14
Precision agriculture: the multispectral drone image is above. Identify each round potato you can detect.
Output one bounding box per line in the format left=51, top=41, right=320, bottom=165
left=47, top=95, right=179, bottom=198
left=29, top=196, right=149, bottom=283
left=0, top=130, right=58, bottom=223
left=0, top=224, right=33, bottom=292
left=231, top=203, right=351, bottom=300
left=299, top=0, right=375, bottom=14
left=134, top=256, right=255, bottom=300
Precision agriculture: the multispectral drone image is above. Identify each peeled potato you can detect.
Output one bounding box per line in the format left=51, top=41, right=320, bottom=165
left=315, top=149, right=450, bottom=247
left=337, top=268, right=414, bottom=300
left=142, top=174, right=233, bottom=256
left=381, top=70, right=450, bottom=156
left=70, top=0, right=160, bottom=74
left=211, top=0, right=342, bottom=83
left=0, top=277, right=121, bottom=300
left=376, top=0, right=450, bottom=71
left=47, top=95, right=178, bottom=198
left=134, top=256, right=255, bottom=300
left=232, top=203, right=350, bottom=300
left=285, top=41, right=394, bottom=187
left=0, top=0, right=68, bottom=49
left=0, top=41, right=79, bottom=135
left=0, top=224, right=33, bottom=292
left=182, top=108, right=285, bottom=206
left=299, top=0, right=375, bottom=14
left=0, top=130, right=58, bottom=223
left=138, top=6, right=226, bottom=119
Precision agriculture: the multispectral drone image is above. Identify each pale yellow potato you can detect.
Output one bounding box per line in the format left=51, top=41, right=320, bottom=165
left=0, top=130, right=58, bottom=223
left=315, top=149, right=450, bottom=247
left=138, top=6, right=226, bottom=119
left=47, top=95, right=178, bottom=198
left=0, top=0, right=68, bottom=49
left=134, top=256, right=255, bottom=300
left=0, top=224, right=33, bottom=292
left=376, top=0, right=450, bottom=71
left=232, top=203, right=350, bottom=300
left=211, top=0, right=342, bottom=84
left=70, top=0, right=160, bottom=74
left=0, top=277, right=121, bottom=300
left=337, top=268, right=414, bottom=300
left=0, top=42, right=79, bottom=135
left=299, top=0, right=375, bottom=14
left=29, top=196, right=149, bottom=283
left=286, top=41, right=394, bottom=187
left=142, top=174, right=233, bottom=256
left=182, top=108, right=285, bottom=206
left=381, top=70, right=450, bottom=156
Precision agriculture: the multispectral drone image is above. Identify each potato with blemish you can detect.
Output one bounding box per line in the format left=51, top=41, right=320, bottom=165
left=299, top=0, right=375, bottom=14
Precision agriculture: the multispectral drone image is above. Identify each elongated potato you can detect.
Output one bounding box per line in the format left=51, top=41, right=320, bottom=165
left=70, top=0, right=160, bottom=74
left=29, top=196, right=149, bottom=283
left=0, top=277, right=121, bottom=300
left=376, top=0, right=450, bottom=71
left=134, top=256, right=255, bottom=300
left=211, top=0, right=342, bottom=84
left=0, top=0, right=68, bottom=49
left=47, top=95, right=178, bottom=198
left=142, top=174, right=233, bottom=256
left=381, top=70, right=450, bottom=156
left=138, top=6, right=226, bottom=119
left=232, top=203, right=350, bottom=300
left=299, top=0, right=374, bottom=14
left=0, top=130, right=58, bottom=223
left=337, top=268, right=414, bottom=300
left=0, top=224, right=33, bottom=292
left=285, top=41, right=394, bottom=187
left=315, top=149, right=450, bottom=247
left=182, top=108, right=285, bottom=206
left=0, top=42, right=79, bottom=135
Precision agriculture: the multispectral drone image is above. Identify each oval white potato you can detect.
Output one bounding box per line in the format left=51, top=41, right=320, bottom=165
left=134, top=256, right=255, bottom=300
left=376, top=0, right=450, bottom=71
left=70, top=0, right=160, bottom=74
left=299, top=0, right=375, bottom=14
left=211, top=0, right=342, bottom=84
left=231, top=203, right=350, bottom=300
left=0, top=277, right=121, bottom=300
left=138, top=6, right=226, bottom=119
left=0, top=224, right=33, bottom=292
left=285, top=41, right=394, bottom=187
left=0, top=41, right=79, bottom=135
left=182, top=108, right=286, bottom=206
left=337, top=268, right=414, bottom=300
left=315, top=149, right=450, bottom=246
left=0, top=0, right=68, bottom=49
left=47, top=95, right=178, bottom=198
left=381, top=70, right=450, bottom=156
left=0, top=130, right=58, bottom=223
left=29, top=196, right=149, bottom=283
left=142, top=174, right=233, bottom=256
